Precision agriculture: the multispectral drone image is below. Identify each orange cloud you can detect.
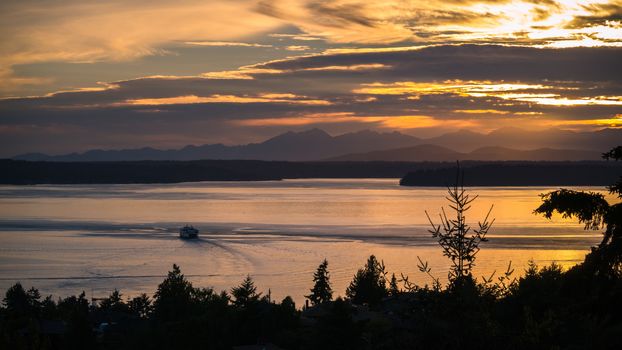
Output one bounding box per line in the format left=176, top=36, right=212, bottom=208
left=454, top=109, right=510, bottom=115
left=354, top=80, right=622, bottom=107
left=233, top=113, right=475, bottom=130
left=203, top=62, right=389, bottom=80
left=354, top=80, right=553, bottom=96
left=184, top=41, right=272, bottom=48
left=285, top=45, right=310, bottom=51
left=122, top=94, right=331, bottom=106
left=303, top=63, right=390, bottom=71
left=4, top=0, right=622, bottom=97
left=546, top=114, right=622, bottom=128
left=498, top=94, right=622, bottom=106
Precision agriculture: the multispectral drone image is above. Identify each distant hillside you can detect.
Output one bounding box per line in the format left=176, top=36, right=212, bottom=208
left=13, top=127, right=621, bottom=162
left=467, top=147, right=600, bottom=161
left=326, top=144, right=459, bottom=161
left=400, top=162, right=622, bottom=187
left=422, top=127, right=622, bottom=153
left=327, top=145, right=602, bottom=161
left=14, top=129, right=420, bottom=162
left=2, top=159, right=620, bottom=185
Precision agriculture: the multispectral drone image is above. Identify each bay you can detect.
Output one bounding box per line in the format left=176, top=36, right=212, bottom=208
left=0, top=179, right=613, bottom=305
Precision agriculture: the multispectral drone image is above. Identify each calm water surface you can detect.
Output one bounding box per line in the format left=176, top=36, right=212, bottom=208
left=0, top=179, right=614, bottom=304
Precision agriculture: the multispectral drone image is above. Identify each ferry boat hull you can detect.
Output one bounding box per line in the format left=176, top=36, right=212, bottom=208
left=179, top=226, right=199, bottom=239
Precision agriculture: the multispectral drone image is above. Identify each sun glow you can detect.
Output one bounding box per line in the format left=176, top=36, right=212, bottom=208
left=353, top=81, right=553, bottom=96
left=548, top=114, right=622, bottom=128
left=354, top=80, right=622, bottom=107
left=233, top=113, right=475, bottom=130
left=123, top=94, right=332, bottom=106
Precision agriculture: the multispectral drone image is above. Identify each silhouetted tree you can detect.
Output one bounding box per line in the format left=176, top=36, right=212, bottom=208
left=57, top=291, right=94, bottom=349
left=306, top=259, right=333, bottom=305
left=425, top=164, right=494, bottom=283
left=277, top=296, right=299, bottom=331
left=603, top=146, right=622, bottom=161
left=3, top=283, right=40, bottom=316
left=535, top=146, right=622, bottom=276
left=1, top=283, right=43, bottom=347
left=346, top=255, right=388, bottom=305
left=389, top=273, right=400, bottom=296
left=192, top=287, right=226, bottom=305
left=231, top=275, right=261, bottom=309
left=128, top=293, right=152, bottom=319
left=99, top=289, right=128, bottom=313
left=280, top=296, right=296, bottom=315
left=153, top=264, right=194, bottom=320
left=310, top=297, right=362, bottom=349
left=40, top=295, right=58, bottom=319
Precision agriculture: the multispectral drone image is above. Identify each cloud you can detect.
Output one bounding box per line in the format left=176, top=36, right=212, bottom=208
left=121, top=94, right=332, bottom=106
left=352, top=80, right=622, bottom=106
left=564, top=2, right=622, bottom=28
left=256, top=0, right=622, bottom=46
left=1, top=44, right=621, bottom=155
left=0, top=0, right=281, bottom=93
left=3, top=0, right=622, bottom=98
left=454, top=109, right=511, bottom=115
left=268, top=33, right=324, bottom=41
left=184, top=41, right=273, bottom=48
left=252, top=44, right=622, bottom=84
left=284, top=45, right=310, bottom=51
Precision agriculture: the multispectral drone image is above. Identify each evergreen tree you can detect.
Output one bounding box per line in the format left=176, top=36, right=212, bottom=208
left=389, top=273, right=400, bottom=296
left=231, top=275, right=261, bottom=308
left=3, top=283, right=30, bottom=314
left=153, top=264, right=194, bottom=320
left=346, top=255, right=388, bottom=306
left=3, top=283, right=42, bottom=317
left=128, top=293, right=152, bottom=318
left=58, top=291, right=94, bottom=349
left=425, top=164, right=494, bottom=283
left=99, top=289, right=127, bottom=313
left=306, top=259, right=333, bottom=305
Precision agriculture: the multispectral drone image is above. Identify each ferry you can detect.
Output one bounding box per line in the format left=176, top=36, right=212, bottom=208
left=179, top=225, right=199, bottom=239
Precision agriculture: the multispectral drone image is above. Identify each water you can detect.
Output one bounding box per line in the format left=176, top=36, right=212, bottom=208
left=0, top=179, right=614, bottom=305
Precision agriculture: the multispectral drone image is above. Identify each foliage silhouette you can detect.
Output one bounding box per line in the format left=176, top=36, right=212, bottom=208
left=535, top=146, right=622, bottom=276
left=3, top=283, right=40, bottom=317
left=99, top=289, right=128, bottom=314
left=346, top=255, right=388, bottom=306
left=153, top=263, right=194, bottom=321
left=231, top=275, right=261, bottom=309
left=425, top=163, right=494, bottom=283
left=389, top=273, right=400, bottom=296
left=127, top=293, right=152, bottom=319
left=306, top=259, right=333, bottom=305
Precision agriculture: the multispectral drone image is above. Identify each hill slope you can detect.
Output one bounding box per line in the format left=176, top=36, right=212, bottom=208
left=327, top=145, right=602, bottom=162
left=14, top=129, right=420, bottom=162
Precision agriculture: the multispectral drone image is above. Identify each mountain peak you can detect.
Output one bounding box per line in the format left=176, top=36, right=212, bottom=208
left=300, top=128, right=331, bottom=137
left=262, top=128, right=332, bottom=146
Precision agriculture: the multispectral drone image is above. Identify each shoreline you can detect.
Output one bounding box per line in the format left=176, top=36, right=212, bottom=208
left=2, top=159, right=620, bottom=185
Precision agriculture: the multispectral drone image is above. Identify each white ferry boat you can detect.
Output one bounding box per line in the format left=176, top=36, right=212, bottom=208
left=179, top=225, right=199, bottom=239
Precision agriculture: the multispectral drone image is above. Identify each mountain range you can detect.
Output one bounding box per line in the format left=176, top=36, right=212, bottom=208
left=13, top=127, right=621, bottom=162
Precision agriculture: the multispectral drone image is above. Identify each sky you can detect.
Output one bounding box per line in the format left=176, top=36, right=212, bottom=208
left=1, top=0, right=621, bottom=156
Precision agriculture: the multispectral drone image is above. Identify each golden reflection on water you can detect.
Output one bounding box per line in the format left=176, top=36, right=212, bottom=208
left=0, top=180, right=617, bottom=304
left=0, top=182, right=614, bottom=228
